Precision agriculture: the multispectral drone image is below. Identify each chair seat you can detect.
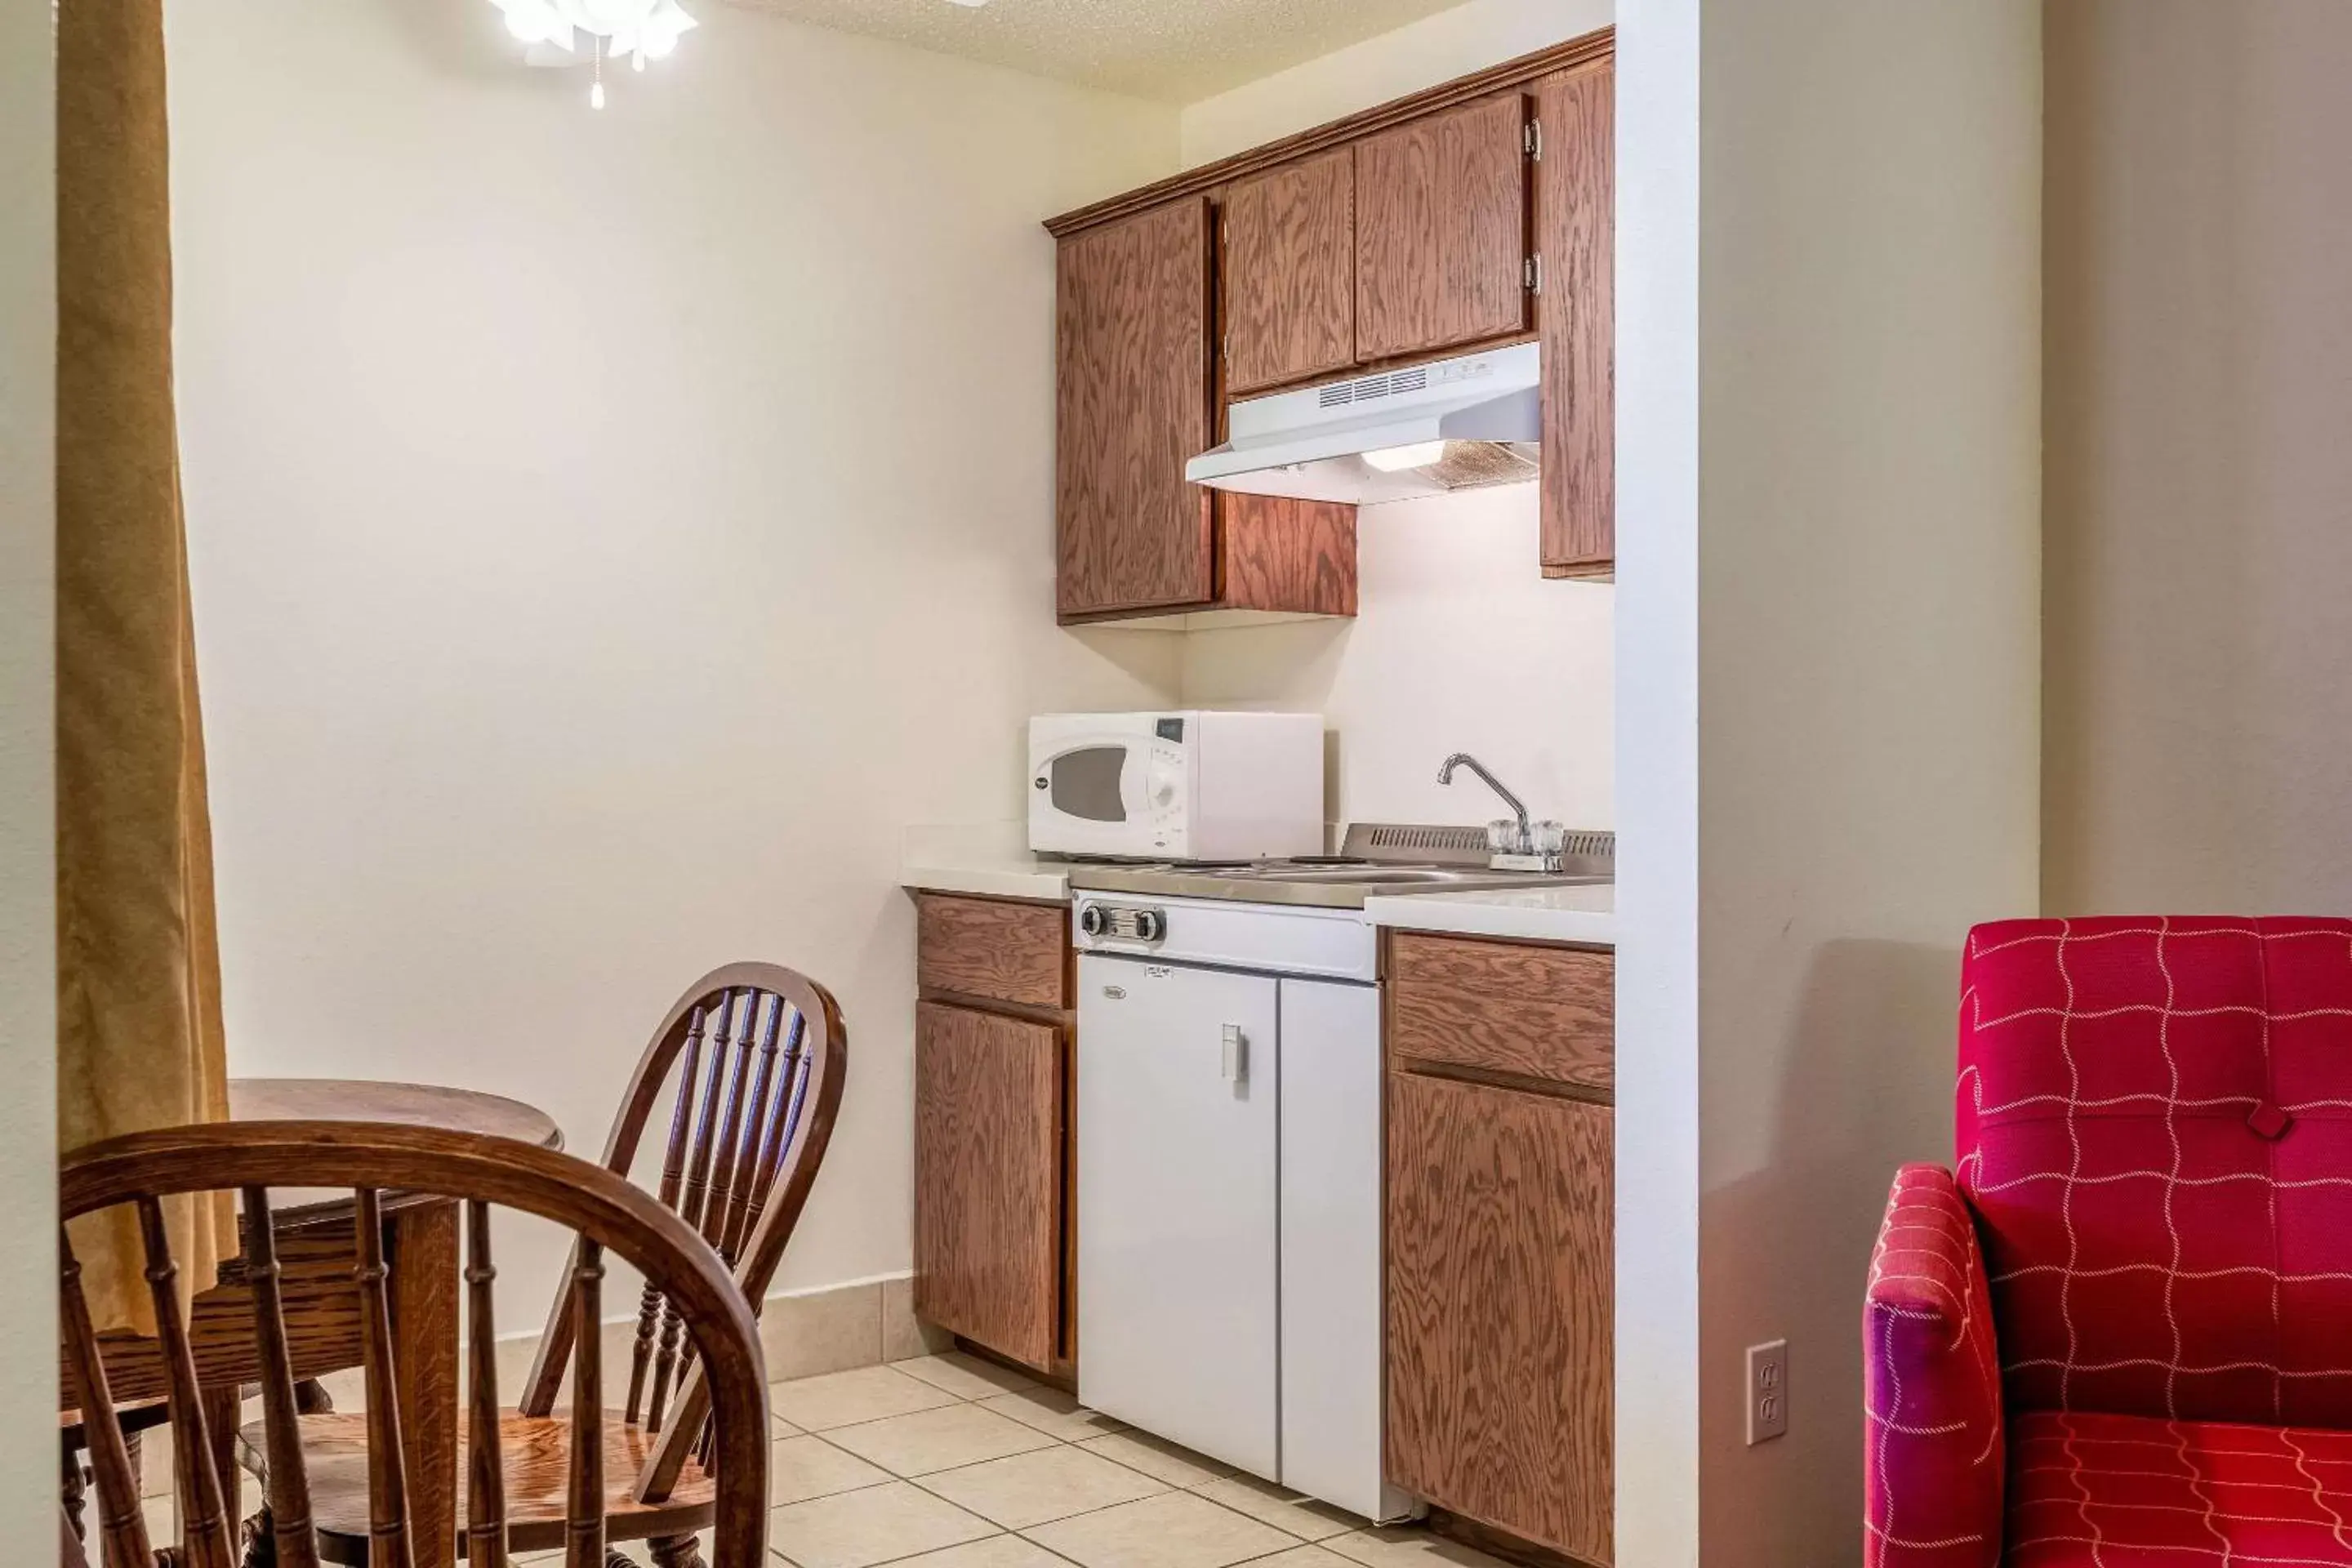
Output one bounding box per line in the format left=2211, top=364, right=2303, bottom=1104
left=243, top=1410, right=716, bottom=1563
left=2009, top=1410, right=2352, bottom=1566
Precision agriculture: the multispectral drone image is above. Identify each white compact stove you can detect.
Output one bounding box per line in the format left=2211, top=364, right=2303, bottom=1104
left=1067, top=825, right=1610, bottom=1521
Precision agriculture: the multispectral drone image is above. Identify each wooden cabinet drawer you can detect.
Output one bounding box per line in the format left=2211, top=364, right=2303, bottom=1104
left=913, top=1002, right=1063, bottom=1371
left=1388, top=1072, right=1613, bottom=1562
left=1388, top=932, right=1613, bottom=1095
left=917, top=893, right=1069, bottom=1010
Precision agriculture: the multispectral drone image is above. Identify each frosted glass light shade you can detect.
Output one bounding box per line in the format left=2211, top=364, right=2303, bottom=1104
left=487, top=0, right=697, bottom=74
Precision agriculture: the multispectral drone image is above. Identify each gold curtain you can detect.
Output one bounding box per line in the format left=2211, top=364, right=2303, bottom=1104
left=56, top=0, right=235, bottom=1334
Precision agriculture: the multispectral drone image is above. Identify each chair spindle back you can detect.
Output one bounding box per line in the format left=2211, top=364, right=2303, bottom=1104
left=519, top=964, right=846, bottom=1496
left=60, top=1123, right=768, bottom=1568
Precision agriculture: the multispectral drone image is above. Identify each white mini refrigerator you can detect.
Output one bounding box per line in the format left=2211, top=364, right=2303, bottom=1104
left=1074, top=896, right=1409, bottom=1523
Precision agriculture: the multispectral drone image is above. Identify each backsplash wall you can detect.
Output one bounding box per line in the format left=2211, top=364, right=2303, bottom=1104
left=1175, top=484, right=1614, bottom=835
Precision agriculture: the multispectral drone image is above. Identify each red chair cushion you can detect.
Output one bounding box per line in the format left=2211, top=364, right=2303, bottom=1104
left=2008, top=1409, right=2352, bottom=1565
left=1958, top=917, right=2352, bottom=1428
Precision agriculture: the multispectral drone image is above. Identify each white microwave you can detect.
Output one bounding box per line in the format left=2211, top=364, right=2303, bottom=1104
left=1028, top=711, right=1325, bottom=862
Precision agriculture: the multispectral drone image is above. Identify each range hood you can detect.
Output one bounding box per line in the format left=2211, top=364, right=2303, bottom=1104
left=1187, top=341, right=1540, bottom=506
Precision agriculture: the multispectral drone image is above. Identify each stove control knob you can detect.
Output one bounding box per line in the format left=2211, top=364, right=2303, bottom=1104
left=1134, top=909, right=1166, bottom=942
left=1078, top=905, right=1107, bottom=938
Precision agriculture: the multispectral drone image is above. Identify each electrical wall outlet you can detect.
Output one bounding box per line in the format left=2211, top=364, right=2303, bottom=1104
left=1747, top=1339, right=1789, bottom=1445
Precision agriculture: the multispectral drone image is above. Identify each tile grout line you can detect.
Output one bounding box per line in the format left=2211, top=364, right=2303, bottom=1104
left=776, top=1446, right=1326, bottom=1560
left=764, top=1357, right=1397, bottom=1568
left=787, top=1409, right=1190, bottom=1527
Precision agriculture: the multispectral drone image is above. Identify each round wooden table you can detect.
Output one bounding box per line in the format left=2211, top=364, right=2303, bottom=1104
left=223, top=1079, right=563, bottom=1568
left=229, top=1077, right=562, bottom=1215
left=229, top=1075, right=560, bottom=1140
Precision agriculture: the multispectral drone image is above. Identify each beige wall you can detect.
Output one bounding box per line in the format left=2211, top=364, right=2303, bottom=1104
left=1177, top=491, right=1613, bottom=835
left=2044, top=0, right=2352, bottom=915
left=0, top=0, right=56, bottom=1524
left=166, top=0, right=1180, bottom=1317
left=1695, top=2, right=2042, bottom=1556
left=1179, top=0, right=1613, bottom=167
left=1618, top=0, right=2043, bottom=1560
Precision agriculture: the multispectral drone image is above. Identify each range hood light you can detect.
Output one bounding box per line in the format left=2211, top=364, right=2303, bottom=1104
left=1186, top=342, right=1541, bottom=506
left=1362, top=440, right=1446, bottom=473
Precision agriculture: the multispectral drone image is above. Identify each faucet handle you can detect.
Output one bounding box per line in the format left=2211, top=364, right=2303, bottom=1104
left=1530, top=820, right=1567, bottom=856
left=1486, top=818, right=1523, bottom=855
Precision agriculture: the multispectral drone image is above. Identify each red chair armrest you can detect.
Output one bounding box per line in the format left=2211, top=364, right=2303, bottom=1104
left=1864, top=1165, right=2004, bottom=1568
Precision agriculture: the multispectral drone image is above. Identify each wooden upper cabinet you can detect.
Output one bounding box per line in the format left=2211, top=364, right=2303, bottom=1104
left=1045, top=27, right=1614, bottom=612
left=1353, top=93, right=1532, bottom=363
left=1536, top=60, right=1615, bottom=578
left=1057, top=198, right=1215, bottom=619
left=1221, top=149, right=1356, bottom=395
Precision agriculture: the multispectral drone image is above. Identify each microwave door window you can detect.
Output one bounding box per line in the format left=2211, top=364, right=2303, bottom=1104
left=1050, top=747, right=1129, bottom=822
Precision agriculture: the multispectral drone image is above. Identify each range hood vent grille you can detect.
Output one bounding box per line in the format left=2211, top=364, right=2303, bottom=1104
left=1316, top=365, right=1429, bottom=409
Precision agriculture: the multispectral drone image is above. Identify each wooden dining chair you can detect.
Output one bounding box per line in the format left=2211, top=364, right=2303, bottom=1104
left=256, top=964, right=847, bottom=1568
left=60, top=1120, right=770, bottom=1568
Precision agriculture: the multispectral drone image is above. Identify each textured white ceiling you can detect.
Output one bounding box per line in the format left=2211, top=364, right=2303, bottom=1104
left=716, top=0, right=1472, bottom=102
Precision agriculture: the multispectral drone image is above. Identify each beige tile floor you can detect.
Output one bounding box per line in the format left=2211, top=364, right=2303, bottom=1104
left=133, top=1352, right=1510, bottom=1568
left=745, top=1353, right=1508, bottom=1568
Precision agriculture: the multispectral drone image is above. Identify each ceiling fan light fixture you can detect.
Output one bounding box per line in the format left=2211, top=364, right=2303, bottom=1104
left=488, top=0, right=697, bottom=102
left=495, top=0, right=574, bottom=47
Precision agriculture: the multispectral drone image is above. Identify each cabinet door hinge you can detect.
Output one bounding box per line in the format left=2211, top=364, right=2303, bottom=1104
left=1524, top=254, right=1544, bottom=295
left=1525, top=120, right=1543, bottom=160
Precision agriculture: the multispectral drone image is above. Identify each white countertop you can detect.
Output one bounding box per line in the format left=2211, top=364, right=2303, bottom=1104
left=900, top=825, right=1615, bottom=942
left=901, top=823, right=1070, bottom=903
left=1362, top=883, right=1616, bottom=947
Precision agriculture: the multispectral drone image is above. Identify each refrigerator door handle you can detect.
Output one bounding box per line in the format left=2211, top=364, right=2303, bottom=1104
left=1222, top=1023, right=1248, bottom=1084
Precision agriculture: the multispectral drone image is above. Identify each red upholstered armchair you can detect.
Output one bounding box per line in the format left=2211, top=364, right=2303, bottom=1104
left=1866, top=917, right=2352, bottom=1567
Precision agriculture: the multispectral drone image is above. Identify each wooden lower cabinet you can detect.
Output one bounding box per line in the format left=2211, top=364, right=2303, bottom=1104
left=913, top=1000, right=1064, bottom=1373
left=1387, top=1071, right=1614, bottom=1565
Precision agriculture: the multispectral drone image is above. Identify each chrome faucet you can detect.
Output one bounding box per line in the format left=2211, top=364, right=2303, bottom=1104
left=1437, top=752, right=1531, bottom=853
